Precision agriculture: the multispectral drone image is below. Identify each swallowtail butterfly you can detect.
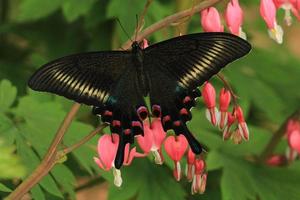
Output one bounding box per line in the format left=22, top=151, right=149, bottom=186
left=28, top=32, right=251, bottom=168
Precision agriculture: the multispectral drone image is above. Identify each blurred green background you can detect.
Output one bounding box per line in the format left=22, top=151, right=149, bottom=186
left=1, top=0, right=300, bottom=199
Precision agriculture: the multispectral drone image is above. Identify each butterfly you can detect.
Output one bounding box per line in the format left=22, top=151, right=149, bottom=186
left=28, top=32, right=251, bottom=168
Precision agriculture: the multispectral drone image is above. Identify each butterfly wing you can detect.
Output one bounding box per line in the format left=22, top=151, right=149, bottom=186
left=144, top=32, right=251, bottom=153
left=28, top=51, right=147, bottom=168
left=28, top=51, right=133, bottom=106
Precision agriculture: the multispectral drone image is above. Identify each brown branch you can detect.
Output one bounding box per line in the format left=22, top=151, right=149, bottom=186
left=63, top=124, right=107, bottom=154
left=7, top=1, right=222, bottom=199
left=257, top=109, right=300, bottom=164
left=121, top=0, right=222, bottom=49
left=7, top=103, right=81, bottom=200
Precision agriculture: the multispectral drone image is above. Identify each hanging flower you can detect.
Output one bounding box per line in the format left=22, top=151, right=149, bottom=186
left=136, top=118, right=166, bottom=164
left=186, top=148, right=196, bottom=182
left=286, top=119, right=300, bottom=160
left=164, top=135, right=188, bottom=181
left=260, top=0, right=284, bottom=44
left=225, top=0, right=247, bottom=39
left=191, top=158, right=207, bottom=194
left=273, top=0, right=300, bottom=25
left=235, top=106, right=249, bottom=141
left=219, top=88, right=231, bottom=130
left=94, top=134, right=144, bottom=187
left=202, top=82, right=219, bottom=126
left=200, top=7, right=224, bottom=32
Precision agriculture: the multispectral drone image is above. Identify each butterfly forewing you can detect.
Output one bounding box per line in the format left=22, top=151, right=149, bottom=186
left=144, top=32, right=251, bottom=90
left=28, top=51, right=133, bottom=106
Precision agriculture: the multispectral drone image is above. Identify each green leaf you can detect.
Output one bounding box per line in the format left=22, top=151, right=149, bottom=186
left=16, top=136, right=63, bottom=198
left=51, top=164, right=76, bottom=199
left=62, top=0, right=97, bottom=22
left=108, top=159, right=186, bottom=200
left=31, top=185, right=46, bottom=200
left=211, top=151, right=300, bottom=200
left=17, top=0, right=63, bottom=22
left=0, top=139, right=26, bottom=179
left=0, top=183, right=12, bottom=192
left=0, top=79, right=17, bottom=112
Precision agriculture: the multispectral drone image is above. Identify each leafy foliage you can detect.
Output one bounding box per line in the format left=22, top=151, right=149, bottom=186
left=0, top=0, right=300, bottom=200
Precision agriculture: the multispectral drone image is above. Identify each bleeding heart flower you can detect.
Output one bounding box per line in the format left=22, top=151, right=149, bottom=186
left=223, top=112, right=236, bottom=140
left=225, top=0, right=247, bottom=39
left=273, top=0, right=300, bottom=25
left=260, top=0, right=284, bottom=44
left=94, top=134, right=144, bottom=187
left=200, top=7, right=224, bottom=32
left=266, top=154, right=287, bottom=166
left=191, top=159, right=207, bottom=194
left=164, top=135, right=188, bottom=181
left=235, top=106, right=249, bottom=141
left=185, top=148, right=196, bottom=181
left=137, top=118, right=166, bottom=164
left=202, top=82, right=219, bottom=126
left=286, top=120, right=300, bottom=157
left=219, top=88, right=231, bottom=130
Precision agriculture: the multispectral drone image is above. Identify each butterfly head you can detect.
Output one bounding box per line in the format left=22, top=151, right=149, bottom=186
left=131, top=41, right=141, bottom=51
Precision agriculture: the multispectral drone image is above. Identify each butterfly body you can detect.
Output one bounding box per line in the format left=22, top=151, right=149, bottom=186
left=28, top=32, right=251, bottom=169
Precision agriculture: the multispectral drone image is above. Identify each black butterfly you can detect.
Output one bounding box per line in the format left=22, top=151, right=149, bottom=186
left=28, top=32, right=251, bottom=168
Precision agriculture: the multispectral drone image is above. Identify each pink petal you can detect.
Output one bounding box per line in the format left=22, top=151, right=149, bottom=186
left=194, top=159, right=205, bottom=175
left=151, top=118, right=166, bottom=150
left=219, top=88, right=231, bottom=112
left=260, top=0, right=277, bottom=29
left=202, top=82, right=216, bottom=108
left=288, top=130, right=300, bottom=154
left=96, top=134, right=119, bottom=170
left=164, top=135, right=188, bottom=161
left=266, top=154, right=286, bottom=166
left=225, top=0, right=243, bottom=35
left=136, top=121, right=153, bottom=153
left=201, top=7, right=224, bottom=32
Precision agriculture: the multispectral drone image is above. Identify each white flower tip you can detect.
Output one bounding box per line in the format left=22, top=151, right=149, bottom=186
left=239, top=27, right=247, bottom=40
left=268, top=24, right=283, bottom=44
left=113, top=168, right=123, bottom=187
left=152, top=150, right=163, bottom=165
left=205, top=108, right=220, bottom=126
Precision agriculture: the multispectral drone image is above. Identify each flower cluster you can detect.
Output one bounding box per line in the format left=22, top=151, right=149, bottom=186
left=202, top=82, right=249, bottom=144
left=200, top=0, right=300, bottom=44
left=266, top=119, right=300, bottom=166
left=201, top=0, right=246, bottom=39
left=94, top=118, right=208, bottom=194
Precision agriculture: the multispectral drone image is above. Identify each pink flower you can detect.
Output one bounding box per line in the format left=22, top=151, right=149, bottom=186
left=141, top=39, right=149, bottom=49
left=191, top=159, right=207, bottom=194
left=94, top=134, right=144, bottom=187
left=136, top=118, right=166, bottom=164
left=185, top=148, right=196, bottom=181
left=219, top=88, right=231, bottom=130
left=223, top=112, right=236, bottom=140
left=286, top=120, right=300, bottom=156
left=201, top=7, right=224, bottom=32
left=260, top=0, right=283, bottom=43
left=266, top=154, right=287, bottom=166
left=225, top=0, right=247, bottom=39
left=235, top=106, right=249, bottom=141
left=273, top=0, right=300, bottom=25
left=164, top=135, right=188, bottom=181
left=202, top=82, right=219, bottom=126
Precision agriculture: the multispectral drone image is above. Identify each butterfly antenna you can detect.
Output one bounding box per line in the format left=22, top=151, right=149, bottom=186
left=116, top=18, right=133, bottom=43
